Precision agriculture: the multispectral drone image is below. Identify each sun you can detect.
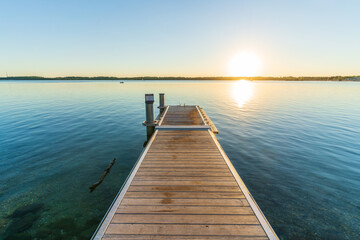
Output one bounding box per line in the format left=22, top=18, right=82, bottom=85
left=228, top=51, right=261, bottom=77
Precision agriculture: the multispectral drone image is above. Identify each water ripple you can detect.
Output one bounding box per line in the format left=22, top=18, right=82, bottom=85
left=0, top=80, right=359, bottom=239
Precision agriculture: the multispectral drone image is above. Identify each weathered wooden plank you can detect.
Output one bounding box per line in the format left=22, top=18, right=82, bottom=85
left=139, top=165, right=228, bottom=169
left=144, top=156, right=223, bottom=159
left=141, top=160, right=224, bottom=164
left=133, top=176, right=234, bottom=181
left=135, top=171, right=233, bottom=177
left=155, top=135, right=210, bottom=137
left=144, top=155, right=224, bottom=158
left=150, top=143, right=216, bottom=146
left=116, top=205, right=254, bottom=215
left=140, top=164, right=226, bottom=167
left=137, top=168, right=230, bottom=172
left=144, top=154, right=222, bottom=158
left=151, top=142, right=214, bottom=145
left=103, top=235, right=268, bottom=240
left=155, top=132, right=211, bottom=135
left=140, top=159, right=223, bottom=163
left=151, top=143, right=216, bottom=146
left=124, top=192, right=245, bottom=199
left=154, top=134, right=210, bottom=136
left=144, top=152, right=221, bottom=156
left=155, top=135, right=210, bottom=138
left=142, top=160, right=225, bottom=163
left=111, top=213, right=258, bottom=224
left=147, top=146, right=217, bottom=149
left=149, top=147, right=218, bottom=150
left=153, top=140, right=212, bottom=143
left=159, top=123, right=204, bottom=124
left=162, top=120, right=204, bottom=124
left=149, top=147, right=217, bottom=150
left=128, top=185, right=240, bottom=192
left=155, top=130, right=209, bottom=133
left=155, top=130, right=206, bottom=134
left=105, top=224, right=266, bottom=236
left=141, top=158, right=224, bottom=162
left=130, top=181, right=238, bottom=186
left=140, top=163, right=226, bottom=167
left=121, top=198, right=249, bottom=206
left=146, top=151, right=222, bottom=154
left=147, top=152, right=221, bottom=155
left=153, top=138, right=211, bottom=140
left=162, top=119, right=203, bottom=121
left=143, top=159, right=224, bottom=162
left=151, top=144, right=215, bottom=147
left=153, top=139, right=212, bottom=142
left=161, top=108, right=204, bottom=126
left=139, top=161, right=224, bottom=164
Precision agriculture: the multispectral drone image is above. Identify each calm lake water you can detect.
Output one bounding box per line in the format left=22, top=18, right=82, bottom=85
left=0, top=80, right=359, bottom=239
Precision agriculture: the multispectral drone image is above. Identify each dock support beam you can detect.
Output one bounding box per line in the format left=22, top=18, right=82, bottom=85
left=159, top=93, right=165, bottom=114
left=144, top=94, right=155, bottom=140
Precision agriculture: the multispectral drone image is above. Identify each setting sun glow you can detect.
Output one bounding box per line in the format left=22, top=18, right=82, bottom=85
left=228, top=52, right=261, bottom=77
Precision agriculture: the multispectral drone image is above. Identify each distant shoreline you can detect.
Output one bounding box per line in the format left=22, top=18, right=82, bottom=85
left=0, top=76, right=359, bottom=81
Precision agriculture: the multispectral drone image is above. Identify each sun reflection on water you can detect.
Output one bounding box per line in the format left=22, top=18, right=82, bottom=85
left=231, top=80, right=255, bottom=108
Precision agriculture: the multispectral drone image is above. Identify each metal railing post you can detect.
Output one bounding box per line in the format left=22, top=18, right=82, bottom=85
left=144, top=94, right=155, bottom=139
left=159, top=93, right=165, bottom=114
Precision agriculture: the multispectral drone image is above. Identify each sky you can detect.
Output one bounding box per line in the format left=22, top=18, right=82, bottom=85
left=0, top=0, right=359, bottom=77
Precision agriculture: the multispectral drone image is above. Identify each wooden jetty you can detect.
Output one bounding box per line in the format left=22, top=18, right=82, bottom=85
left=92, top=96, right=277, bottom=240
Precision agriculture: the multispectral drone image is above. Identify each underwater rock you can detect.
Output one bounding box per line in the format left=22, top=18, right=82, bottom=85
left=6, top=209, right=41, bottom=233
left=4, top=202, right=46, bottom=239
left=7, top=203, right=44, bottom=219
left=5, top=232, right=32, bottom=240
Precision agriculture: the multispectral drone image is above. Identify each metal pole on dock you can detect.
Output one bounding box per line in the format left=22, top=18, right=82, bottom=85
left=159, top=93, right=165, bottom=114
left=144, top=94, right=155, bottom=139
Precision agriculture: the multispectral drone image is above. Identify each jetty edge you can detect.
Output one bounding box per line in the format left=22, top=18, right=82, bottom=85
left=91, top=94, right=278, bottom=240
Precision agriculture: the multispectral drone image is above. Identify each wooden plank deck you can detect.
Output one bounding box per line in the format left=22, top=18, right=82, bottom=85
left=161, top=105, right=205, bottom=126
left=92, top=105, right=277, bottom=240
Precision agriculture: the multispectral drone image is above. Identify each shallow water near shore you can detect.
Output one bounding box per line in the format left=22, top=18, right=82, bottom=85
left=0, top=80, right=359, bottom=239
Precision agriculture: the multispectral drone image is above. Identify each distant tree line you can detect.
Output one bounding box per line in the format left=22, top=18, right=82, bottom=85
left=0, top=76, right=359, bottom=81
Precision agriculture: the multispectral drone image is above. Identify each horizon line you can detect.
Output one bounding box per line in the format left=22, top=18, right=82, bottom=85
left=1, top=75, right=360, bottom=79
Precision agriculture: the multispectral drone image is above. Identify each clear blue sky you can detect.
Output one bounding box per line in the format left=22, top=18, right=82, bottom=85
left=0, top=0, right=359, bottom=77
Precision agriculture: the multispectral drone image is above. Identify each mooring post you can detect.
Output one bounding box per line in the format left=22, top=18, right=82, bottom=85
left=159, top=93, right=165, bottom=114
left=144, top=94, right=155, bottom=139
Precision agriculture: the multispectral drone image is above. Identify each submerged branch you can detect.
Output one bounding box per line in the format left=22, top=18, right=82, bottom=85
left=89, top=158, right=116, bottom=192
